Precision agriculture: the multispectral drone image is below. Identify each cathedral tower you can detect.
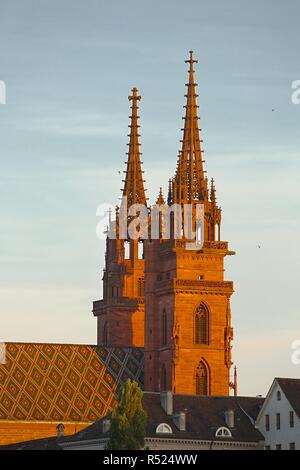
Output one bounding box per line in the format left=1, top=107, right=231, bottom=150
left=93, top=87, right=147, bottom=347
left=144, top=52, right=236, bottom=396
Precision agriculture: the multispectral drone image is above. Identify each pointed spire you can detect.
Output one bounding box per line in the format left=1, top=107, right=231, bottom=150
left=122, top=87, right=146, bottom=209
left=174, top=51, right=208, bottom=203
left=156, top=187, right=165, bottom=206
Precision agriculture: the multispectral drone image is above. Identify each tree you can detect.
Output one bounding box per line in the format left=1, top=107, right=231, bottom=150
left=106, top=379, right=147, bottom=450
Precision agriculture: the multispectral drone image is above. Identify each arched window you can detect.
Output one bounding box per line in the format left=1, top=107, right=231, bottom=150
left=161, top=364, right=167, bottom=391
left=195, top=303, right=209, bottom=344
left=103, top=322, right=108, bottom=346
left=196, top=221, right=203, bottom=243
left=196, top=360, right=208, bottom=395
left=215, top=426, right=232, bottom=438
left=155, top=423, right=173, bottom=434
left=277, top=390, right=281, bottom=401
left=162, top=309, right=167, bottom=346
left=124, top=241, right=130, bottom=259
left=138, top=241, right=144, bottom=259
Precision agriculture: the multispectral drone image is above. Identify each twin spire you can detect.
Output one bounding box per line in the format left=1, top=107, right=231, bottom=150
left=121, top=52, right=217, bottom=213
left=172, top=50, right=208, bottom=204
left=122, top=87, right=147, bottom=209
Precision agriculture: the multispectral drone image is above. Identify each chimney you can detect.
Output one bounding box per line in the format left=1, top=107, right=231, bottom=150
left=56, top=423, right=65, bottom=438
left=173, top=411, right=186, bottom=431
left=224, top=409, right=235, bottom=428
left=160, top=390, right=173, bottom=416
left=102, top=418, right=111, bottom=433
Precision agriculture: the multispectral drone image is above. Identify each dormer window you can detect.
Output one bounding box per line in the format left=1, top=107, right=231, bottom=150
left=155, top=423, right=173, bottom=434
left=215, top=426, right=232, bottom=438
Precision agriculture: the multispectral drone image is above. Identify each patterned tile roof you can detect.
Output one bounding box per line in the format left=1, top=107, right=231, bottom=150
left=0, top=343, right=143, bottom=422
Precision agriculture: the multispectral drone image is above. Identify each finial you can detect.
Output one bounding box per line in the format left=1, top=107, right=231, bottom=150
left=210, top=178, right=216, bottom=203
left=128, top=87, right=141, bottom=102
left=185, top=50, right=198, bottom=67
left=156, top=187, right=165, bottom=206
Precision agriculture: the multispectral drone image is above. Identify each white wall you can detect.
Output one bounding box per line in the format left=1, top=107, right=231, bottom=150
left=257, top=381, right=300, bottom=450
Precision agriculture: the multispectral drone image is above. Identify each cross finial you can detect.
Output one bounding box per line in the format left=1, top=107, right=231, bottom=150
left=128, top=87, right=141, bottom=102
left=185, top=50, right=198, bottom=67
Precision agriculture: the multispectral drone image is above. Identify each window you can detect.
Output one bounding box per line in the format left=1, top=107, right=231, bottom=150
left=289, top=442, right=295, bottom=450
left=195, top=303, right=209, bottom=344
left=276, top=444, right=281, bottom=450
left=290, top=411, right=294, bottom=428
left=196, top=222, right=202, bottom=243
left=276, top=390, right=281, bottom=401
left=155, top=423, right=173, bottom=434
left=265, top=445, right=271, bottom=450
left=265, top=414, right=270, bottom=431
left=138, top=241, right=143, bottom=259
left=161, top=364, right=166, bottom=391
left=276, top=413, right=280, bottom=430
left=215, top=427, right=232, bottom=438
left=196, top=361, right=208, bottom=396
left=124, top=241, right=130, bottom=259
left=162, top=309, right=167, bottom=346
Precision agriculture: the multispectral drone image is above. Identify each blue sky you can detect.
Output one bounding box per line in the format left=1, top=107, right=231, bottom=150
left=0, top=0, right=300, bottom=395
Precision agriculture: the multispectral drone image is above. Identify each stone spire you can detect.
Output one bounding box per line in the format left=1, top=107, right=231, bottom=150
left=173, top=51, right=208, bottom=204
left=122, top=87, right=147, bottom=210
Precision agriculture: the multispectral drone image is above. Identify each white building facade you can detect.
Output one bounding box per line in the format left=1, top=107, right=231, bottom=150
left=256, top=378, right=300, bottom=450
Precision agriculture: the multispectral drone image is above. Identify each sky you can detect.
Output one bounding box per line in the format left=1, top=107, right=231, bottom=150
left=0, top=0, right=300, bottom=396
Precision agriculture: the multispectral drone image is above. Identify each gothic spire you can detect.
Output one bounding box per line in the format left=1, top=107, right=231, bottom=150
left=156, top=187, right=165, bottom=206
left=122, top=87, right=146, bottom=209
left=174, top=51, right=208, bottom=203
